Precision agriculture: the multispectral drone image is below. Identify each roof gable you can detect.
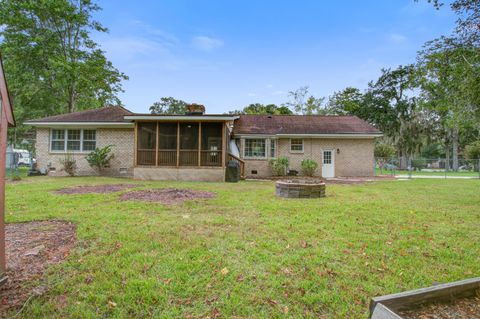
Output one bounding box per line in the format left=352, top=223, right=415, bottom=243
left=232, top=115, right=381, bottom=136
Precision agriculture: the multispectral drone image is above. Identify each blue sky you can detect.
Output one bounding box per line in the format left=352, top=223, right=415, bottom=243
left=93, top=0, right=456, bottom=114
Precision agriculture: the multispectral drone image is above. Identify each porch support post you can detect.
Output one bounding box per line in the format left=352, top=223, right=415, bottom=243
left=176, top=122, right=180, bottom=167
left=198, top=122, right=202, bottom=167
left=222, top=122, right=226, bottom=168
left=134, top=122, right=138, bottom=166
left=155, top=122, right=159, bottom=166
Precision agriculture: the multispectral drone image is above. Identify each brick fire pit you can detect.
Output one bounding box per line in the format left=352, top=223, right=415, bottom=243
left=275, top=180, right=326, bottom=198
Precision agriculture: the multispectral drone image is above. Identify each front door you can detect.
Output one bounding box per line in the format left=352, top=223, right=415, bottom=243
left=321, top=150, right=335, bottom=178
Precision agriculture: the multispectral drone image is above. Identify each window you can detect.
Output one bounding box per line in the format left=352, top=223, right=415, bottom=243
left=51, top=129, right=65, bottom=151
left=67, top=129, right=81, bottom=151
left=244, top=139, right=266, bottom=158
left=82, top=130, right=96, bottom=151
left=290, top=139, right=304, bottom=152
left=323, top=150, right=332, bottom=164
left=50, top=129, right=97, bottom=152
left=270, top=139, right=277, bottom=158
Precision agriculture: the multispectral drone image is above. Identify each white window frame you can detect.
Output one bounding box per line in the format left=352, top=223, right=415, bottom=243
left=244, top=138, right=267, bottom=159
left=50, top=128, right=97, bottom=153
left=290, top=138, right=304, bottom=153
left=82, top=129, right=97, bottom=152
left=269, top=139, right=277, bottom=158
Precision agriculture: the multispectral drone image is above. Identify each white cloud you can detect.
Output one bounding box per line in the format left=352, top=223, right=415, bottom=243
left=191, top=36, right=224, bottom=52
left=266, top=84, right=274, bottom=89
left=247, top=92, right=257, bottom=97
left=388, top=33, right=408, bottom=44
left=272, top=90, right=284, bottom=96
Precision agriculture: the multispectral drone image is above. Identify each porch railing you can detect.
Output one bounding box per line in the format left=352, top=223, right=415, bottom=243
left=137, top=149, right=156, bottom=166
left=227, top=153, right=245, bottom=179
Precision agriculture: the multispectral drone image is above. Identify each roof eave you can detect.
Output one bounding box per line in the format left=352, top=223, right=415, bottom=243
left=26, top=121, right=134, bottom=128
left=124, top=115, right=239, bottom=121
left=234, top=133, right=383, bottom=139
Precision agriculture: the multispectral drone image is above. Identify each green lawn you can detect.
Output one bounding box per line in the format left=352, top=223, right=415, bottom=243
left=376, top=168, right=480, bottom=178
left=5, top=177, right=480, bottom=318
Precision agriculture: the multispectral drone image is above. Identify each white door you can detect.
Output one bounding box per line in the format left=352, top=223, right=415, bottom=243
left=321, top=150, right=335, bottom=178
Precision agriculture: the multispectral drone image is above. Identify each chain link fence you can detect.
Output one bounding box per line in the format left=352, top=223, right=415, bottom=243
left=6, top=146, right=35, bottom=179
left=375, top=157, right=480, bottom=179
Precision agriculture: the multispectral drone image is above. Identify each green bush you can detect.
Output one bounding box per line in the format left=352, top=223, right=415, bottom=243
left=269, top=156, right=289, bottom=176
left=411, top=157, right=427, bottom=171
left=465, top=140, right=480, bottom=160
left=86, top=145, right=114, bottom=173
left=301, top=159, right=318, bottom=177
left=60, top=153, right=77, bottom=176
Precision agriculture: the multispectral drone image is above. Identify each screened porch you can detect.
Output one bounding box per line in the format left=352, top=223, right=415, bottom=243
left=135, top=121, right=225, bottom=167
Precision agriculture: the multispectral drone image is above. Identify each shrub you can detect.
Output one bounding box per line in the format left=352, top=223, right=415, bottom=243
left=465, top=140, right=480, bottom=160
left=301, top=159, right=318, bottom=177
left=60, top=154, right=77, bottom=176
left=269, top=156, right=289, bottom=176
left=411, top=157, right=427, bottom=171
left=374, top=143, right=396, bottom=159
left=86, top=145, right=114, bottom=173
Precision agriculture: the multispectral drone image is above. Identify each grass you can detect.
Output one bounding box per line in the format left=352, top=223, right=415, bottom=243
left=376, top=168, right=480, bottom=178
left=5, top=177, right=480, bottom=318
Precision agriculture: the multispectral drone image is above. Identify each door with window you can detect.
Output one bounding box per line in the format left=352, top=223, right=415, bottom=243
left=321, top=150, right=335, bottom=178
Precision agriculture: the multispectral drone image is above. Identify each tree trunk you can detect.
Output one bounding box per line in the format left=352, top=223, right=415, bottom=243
left=452, top=128, right=459, bottom=171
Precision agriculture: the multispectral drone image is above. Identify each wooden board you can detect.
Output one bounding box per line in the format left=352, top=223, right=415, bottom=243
left=369, top=277, right=480, bottom=318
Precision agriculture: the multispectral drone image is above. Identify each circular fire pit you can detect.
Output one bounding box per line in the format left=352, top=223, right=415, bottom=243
left=275, top=180, right=326, bottom=198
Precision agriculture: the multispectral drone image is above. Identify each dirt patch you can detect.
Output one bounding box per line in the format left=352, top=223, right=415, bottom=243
left=119, top=188, right=216, bottom=204
left=0, top=221, right=76, bottom=316
left=398, top=293, right=480, bottom=319
left=55, top=184, right=138, bottom=195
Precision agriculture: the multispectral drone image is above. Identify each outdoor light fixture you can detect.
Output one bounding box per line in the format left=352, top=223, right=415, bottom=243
left=337, top=148, right=340, bottom=154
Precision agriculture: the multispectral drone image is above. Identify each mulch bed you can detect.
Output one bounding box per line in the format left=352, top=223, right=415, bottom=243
left=398, top=293, right=480, bottom=319
left=119, top=188, right=216, bottom=204
left=55, top=184, right=138, bottom=195
left=0, top=221, right=76, bottom=316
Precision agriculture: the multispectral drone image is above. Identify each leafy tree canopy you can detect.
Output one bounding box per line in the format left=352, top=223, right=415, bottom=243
left=229, top=103, right=293, bottom=115
left=0, top=0, right=127, bottom=143
left=149, top=97, right=188, bottom=114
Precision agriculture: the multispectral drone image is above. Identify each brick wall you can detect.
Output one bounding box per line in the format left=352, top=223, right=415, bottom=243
left=35, top=128, right=134, bottom=177
left=240, top=137, right=375, bottom=178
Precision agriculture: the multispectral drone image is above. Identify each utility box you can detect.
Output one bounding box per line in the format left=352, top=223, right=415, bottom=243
left=225, top=160, right=240, bottom=182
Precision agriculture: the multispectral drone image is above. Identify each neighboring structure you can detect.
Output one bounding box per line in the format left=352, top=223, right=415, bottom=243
left=0, top=54, right=15, bottom=285
left=27, top=106, right=382, bottom=181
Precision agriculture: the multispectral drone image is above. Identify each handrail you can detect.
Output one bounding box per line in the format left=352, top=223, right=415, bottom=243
left=227, top=153, right=245, bottom=179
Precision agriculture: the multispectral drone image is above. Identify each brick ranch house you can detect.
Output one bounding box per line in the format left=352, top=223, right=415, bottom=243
left=27, top=106, right=382, bottom=181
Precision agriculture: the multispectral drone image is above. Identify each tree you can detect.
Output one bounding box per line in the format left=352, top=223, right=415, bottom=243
left=229, top=103, right=293, bottom=115
left=285, top=86, right=326, bottom=115
left=418, top=47, right=480, bottom=169
left=374, top=144, right=396, bottom=159
left=149, top=97, right=188, bottom=114
left=0, top=0, right=127, bottom=142
left=326, top=87, right=364, bottom=115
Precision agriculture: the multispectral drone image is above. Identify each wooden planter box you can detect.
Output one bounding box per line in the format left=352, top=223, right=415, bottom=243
left=369, top=277, right=480, bottom=319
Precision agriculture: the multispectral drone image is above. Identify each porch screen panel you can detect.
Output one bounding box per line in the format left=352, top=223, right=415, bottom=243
left=137, top=123, right=156, bottom=165
left=179, top=123, right=199, bottom=166
left=158, top=123, right=177, bottom=166
left=201, top=123, right=222, bottom=166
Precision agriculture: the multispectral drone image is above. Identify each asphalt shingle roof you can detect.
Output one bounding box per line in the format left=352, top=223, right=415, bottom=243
left=232, top=115, right=381, bottom=135
left=27, top=106, right=133, bottom=123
